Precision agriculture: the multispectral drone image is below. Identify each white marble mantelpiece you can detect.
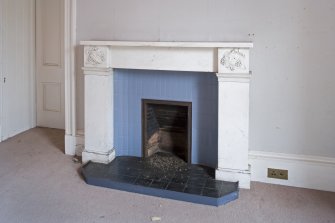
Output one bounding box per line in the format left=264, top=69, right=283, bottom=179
left=81, top=41, right=253, bottom=188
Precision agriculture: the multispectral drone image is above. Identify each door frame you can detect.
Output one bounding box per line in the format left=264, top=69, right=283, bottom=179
left=64, top=0, right=77, bottom=155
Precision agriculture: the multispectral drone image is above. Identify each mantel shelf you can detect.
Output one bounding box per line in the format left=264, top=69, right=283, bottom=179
left=80, top=41, right=253, bottom=49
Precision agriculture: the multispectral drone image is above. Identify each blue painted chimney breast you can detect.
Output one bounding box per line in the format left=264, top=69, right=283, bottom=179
left=114, top=69, right=218, bottom=167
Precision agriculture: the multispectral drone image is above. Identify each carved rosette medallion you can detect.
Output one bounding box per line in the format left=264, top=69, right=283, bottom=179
left=87, top=48, right=105, bottom=65
left=218, top=48, right=250, bottom=74
left=221, top=49, right=246, bottom=71
left=84, top=46, right=110, bottom=68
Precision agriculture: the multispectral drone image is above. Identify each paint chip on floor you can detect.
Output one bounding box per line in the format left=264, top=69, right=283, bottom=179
left=151, top=216, right=161, bottom=221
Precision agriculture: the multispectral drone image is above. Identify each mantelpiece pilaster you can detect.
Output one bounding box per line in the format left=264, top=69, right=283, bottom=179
left=81, top=41, right=253, bottom=188
left=215, top=49, right=251, bottom=188
left=82, top=46, right=115, bottom=164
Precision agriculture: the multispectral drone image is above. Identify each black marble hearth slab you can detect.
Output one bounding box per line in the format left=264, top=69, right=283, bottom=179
left=81, top=153, right=239, bottom=206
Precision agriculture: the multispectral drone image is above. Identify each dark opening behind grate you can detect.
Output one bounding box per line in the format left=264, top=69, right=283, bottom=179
left=142, top=99, right=192, bottom=163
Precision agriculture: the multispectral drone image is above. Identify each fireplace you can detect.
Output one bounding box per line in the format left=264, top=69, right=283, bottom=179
left=81, top=41, right=253, bottom=189
left=142, top=99, right=192, bottom=163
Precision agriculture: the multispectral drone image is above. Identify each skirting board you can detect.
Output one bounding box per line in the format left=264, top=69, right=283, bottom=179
left=249, top=151, right=335, bottom=192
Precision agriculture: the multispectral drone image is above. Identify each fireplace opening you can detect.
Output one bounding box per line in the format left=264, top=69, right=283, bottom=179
left=142, top=99, right=192, bottom=163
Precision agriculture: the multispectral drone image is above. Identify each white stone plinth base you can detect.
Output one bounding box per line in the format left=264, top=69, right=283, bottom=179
left=216, top=167, right=251, bottom=189
left=82, top=149, right=116, bottom=164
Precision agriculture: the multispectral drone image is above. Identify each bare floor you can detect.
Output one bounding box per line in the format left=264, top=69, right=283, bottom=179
left=0, top=128, right=334, bottom=223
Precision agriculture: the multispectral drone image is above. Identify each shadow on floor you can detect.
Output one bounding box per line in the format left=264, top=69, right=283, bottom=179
left=36, top=127, right=65, bottom=153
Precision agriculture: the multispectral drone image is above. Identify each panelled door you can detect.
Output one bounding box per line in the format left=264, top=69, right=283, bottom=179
left=0, top=0, right=35, bottom=141
left=36, top=0, right=65, bottom=129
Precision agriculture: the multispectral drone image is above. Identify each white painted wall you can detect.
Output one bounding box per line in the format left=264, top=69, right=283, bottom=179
left=76, top=0, right=335, bottom=159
